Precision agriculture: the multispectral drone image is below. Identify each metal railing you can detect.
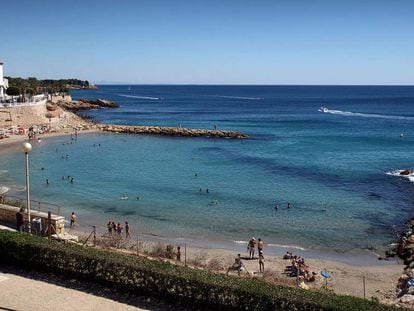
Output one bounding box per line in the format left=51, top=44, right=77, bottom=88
left=0, top=194, right=61, bottom=215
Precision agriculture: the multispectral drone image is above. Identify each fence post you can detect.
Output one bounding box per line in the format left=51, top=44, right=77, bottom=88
left=184, top=243, right=187, bottom=267
left=47, top=211, right=52, bottom=239
left=93, top=226, right=96, bottom=246
left=363, top=276, right=366, bottom=299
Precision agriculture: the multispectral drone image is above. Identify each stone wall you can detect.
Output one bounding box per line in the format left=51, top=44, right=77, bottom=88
left=0, top=204, right=65, bottom=234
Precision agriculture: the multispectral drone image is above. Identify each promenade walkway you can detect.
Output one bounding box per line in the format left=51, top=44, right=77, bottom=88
left=0, top=265, right=172, bottom=311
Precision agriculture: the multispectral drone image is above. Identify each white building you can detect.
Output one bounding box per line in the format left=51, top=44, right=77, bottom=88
left=0, top=61, right=9, bottom=98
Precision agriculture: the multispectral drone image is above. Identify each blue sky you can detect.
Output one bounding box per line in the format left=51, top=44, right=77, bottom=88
left=1, top=0, right=413, bottom=84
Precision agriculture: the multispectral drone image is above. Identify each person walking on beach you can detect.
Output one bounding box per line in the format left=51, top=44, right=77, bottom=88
left=259, top=250, right=264, bottom=273
left=107, top=221, right=112, bottom=236
left=116, top=223, right=123, bottom=237
left=70, top=212, right=76, bottom=228
left=125, top=221, right=130, bottom=239
left=112, top=221, right=117, bottom=235
left=247, top=237, right=256, bottom=259
left=258, top=238, right=264, bottom=253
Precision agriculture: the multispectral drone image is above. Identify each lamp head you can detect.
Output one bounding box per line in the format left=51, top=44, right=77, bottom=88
left=21, top=142, right=32, bottom=154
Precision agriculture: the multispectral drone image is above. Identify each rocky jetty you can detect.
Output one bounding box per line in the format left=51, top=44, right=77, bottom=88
left=56, top=99, right=119, bottom=111
left=98, top=124, right=248, bottom=139
left=384, top=217, right=414, bottom=306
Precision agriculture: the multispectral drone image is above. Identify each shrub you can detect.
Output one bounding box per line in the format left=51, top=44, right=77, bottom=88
left=0, top=231, right=401, bottom=311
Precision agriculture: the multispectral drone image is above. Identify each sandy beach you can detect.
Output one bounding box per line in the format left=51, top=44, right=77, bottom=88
left=62, top=225, right=401, bottom=305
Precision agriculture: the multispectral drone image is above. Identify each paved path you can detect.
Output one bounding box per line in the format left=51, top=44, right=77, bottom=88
left=0, top=266, right=172, bottom=311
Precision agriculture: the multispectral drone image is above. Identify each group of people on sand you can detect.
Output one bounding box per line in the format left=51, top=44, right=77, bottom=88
left=226, top=237, right=266, bottom=276
left=247, top=237, right=265, bottom=272
left=107, top=220, right=131, bottom=239
left=283, top=251, right=316, bottom=288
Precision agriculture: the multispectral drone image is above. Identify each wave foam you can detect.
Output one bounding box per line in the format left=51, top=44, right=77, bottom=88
left=0, top=170, right=8, bottom=175
left=267, top=243, right=306, bottom=251
left=117, top=94, right=160, bottom=100
left=320, top=108, right=414, bottom=120
left=233, top=240, right=248, bottom=245
left=387, top=170, right=414, bottom=183
left=233, top=240, right=306, bottom=251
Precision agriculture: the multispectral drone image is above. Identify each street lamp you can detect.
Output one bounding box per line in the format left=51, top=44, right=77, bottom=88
left=21, top=142, right=32, bottom=233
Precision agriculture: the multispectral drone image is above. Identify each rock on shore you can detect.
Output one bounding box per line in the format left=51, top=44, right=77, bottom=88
left=98, top=124, right=248, bottom=139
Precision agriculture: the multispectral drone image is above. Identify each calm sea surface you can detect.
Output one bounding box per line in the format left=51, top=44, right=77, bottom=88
left=1, top=85, right=414, bottom=259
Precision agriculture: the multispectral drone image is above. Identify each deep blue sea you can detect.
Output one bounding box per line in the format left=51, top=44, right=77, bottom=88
left=1, top=85, right=414, bottom=259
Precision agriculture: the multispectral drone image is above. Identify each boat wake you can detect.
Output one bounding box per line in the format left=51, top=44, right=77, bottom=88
left=386, top=170, right=414, bottom=183
left=319, top=107, right=414, bottom=120
left=117, top=94, right=160, bottom=100
left=207, top=95, right=262, bottom=100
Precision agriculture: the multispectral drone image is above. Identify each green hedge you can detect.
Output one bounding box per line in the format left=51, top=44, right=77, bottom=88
left=0, top=231, right=399, bottom=310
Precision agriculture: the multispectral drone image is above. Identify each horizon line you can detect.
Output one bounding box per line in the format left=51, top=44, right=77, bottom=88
left=93, top=83, right=414, bottom=86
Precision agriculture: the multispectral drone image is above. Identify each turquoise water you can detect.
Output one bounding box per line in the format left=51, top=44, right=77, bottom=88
left=1, top=85, right=414, bottom=256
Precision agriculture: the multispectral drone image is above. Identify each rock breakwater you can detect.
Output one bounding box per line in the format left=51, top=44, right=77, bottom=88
left=56, top=99, right=119, bottom=111
left=98, top=124, right=248, bottom=139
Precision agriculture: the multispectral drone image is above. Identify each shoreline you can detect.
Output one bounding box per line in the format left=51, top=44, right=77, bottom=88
left=0, top=131, right=399, bottom=265
left=64, top=224, right=401, bottom=303
left=68, top=215, right=394, bottom=267
left=0, top=128, right=402, bottom=266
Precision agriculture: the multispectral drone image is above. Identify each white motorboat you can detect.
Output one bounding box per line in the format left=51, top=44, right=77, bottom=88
left=319, top=107, right=329, bottom=113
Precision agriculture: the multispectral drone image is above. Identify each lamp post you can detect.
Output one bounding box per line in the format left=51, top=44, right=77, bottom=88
left=21, top=142, right=32, bottom=233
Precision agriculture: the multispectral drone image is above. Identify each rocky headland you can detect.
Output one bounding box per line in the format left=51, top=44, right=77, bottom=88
left=0, top=96, right=248, bottom=139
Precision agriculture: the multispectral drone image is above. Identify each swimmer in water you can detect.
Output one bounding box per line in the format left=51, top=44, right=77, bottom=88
left=274, top=204, right=279, bottom=210
left=287, top=202, right=291, bottom=209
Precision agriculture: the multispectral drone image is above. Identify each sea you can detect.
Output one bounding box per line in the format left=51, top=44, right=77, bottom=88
left=1, top=85, right=414, bottom=263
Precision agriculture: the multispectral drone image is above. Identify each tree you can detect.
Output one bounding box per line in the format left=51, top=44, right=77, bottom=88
left=6, top=86, right=20, bottom=96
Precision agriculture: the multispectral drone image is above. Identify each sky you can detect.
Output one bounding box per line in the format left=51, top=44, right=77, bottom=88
left=1, top=0, right=413, bottom=85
